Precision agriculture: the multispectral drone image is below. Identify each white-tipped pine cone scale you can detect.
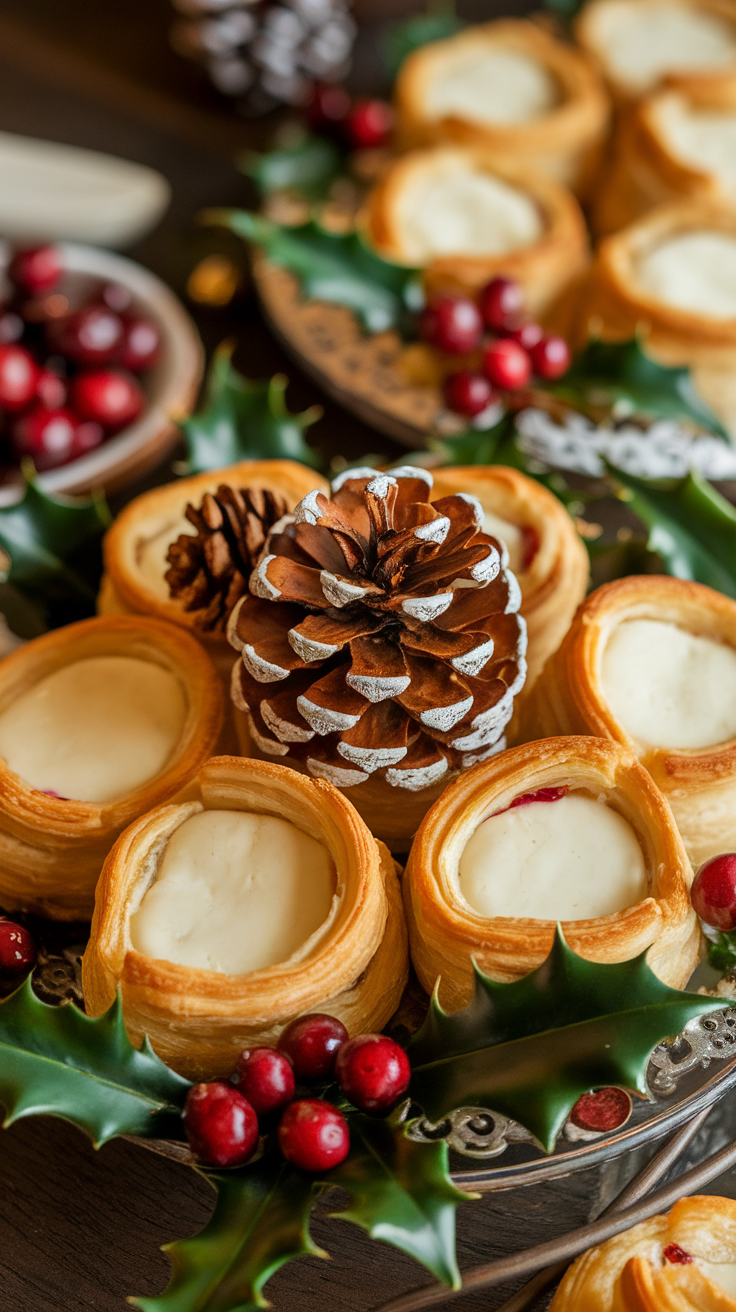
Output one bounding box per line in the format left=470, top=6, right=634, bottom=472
left=228, top=466, right=527, bottom=848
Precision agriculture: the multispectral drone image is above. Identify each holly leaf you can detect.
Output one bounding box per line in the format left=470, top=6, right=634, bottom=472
left=209, top=210, right=423, bottom=335
left=133, top=1155, right=324, bottom=1312
left=409, top=928, right=721, bottom=1153
left=181, top=344, right=322, bottom=474
left=243, top=135, right=344, bottom=201
left=329, top=1116, right=473, bottom=1290
left=708, top=933, right=736, bottom=972
left=543, top=0, right=585, bottom=19
left=0, top=978, right=190, bottom=1147
left=0, top=471, right=110, bottom=601
left=383, top=7, right=465, bottom=76
left=432, top=411, right=585, bottom=509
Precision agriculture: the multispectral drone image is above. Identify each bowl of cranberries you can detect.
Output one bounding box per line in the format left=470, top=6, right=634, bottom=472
left=0, top=241, right=203, bottom=503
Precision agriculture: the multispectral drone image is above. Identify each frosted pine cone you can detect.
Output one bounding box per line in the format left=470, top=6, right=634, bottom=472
left=229, top=467, right=527, bottom=793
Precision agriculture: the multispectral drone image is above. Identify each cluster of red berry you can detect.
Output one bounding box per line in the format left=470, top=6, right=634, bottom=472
left=307, top=84, right=394, bottom=151
left=0, top=916, right=37, bottom=981
left=0, top=245, right=160, bottom=473
left=184, top=1012, right=411, bottom=1173
left=691, top=853, right=736, bottom=931
left=419, top=275, right=571, bottom=420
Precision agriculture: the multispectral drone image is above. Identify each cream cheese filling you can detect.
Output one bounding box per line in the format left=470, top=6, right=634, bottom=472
left=0, top=655, right=187, bottom=803
left=129, top=809, right=336, bottom=974
left=656, top=96, right=736, bottom=193
left=601, top=618, right=736, bottom=750
left=695, top=1259, right=736, bottom=1295
left=635, top=230, right=736, bottom=319
left=458, top=793, right=647, bottom=920
left=394, top=164, right=543, bottom=263
left=482, top=509, right=525, bottom=575
left=593, top=2, right=736, bottom=92
left=425, top=49, right=559, bottom=127
left=135, top=513, right=196, bottom=600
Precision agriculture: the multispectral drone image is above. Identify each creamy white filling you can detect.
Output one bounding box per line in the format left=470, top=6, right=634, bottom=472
left=0, top=656, right=187, bottom=803
left=458, top=793, right=647, bottom=920
left=601, top=619, right=736, bottom=750
left=129, top=809, right=335, bottom=974
left=135, top=514, right=196, bottom=600
left=696, top=1259, right=736, bottom=1295
left=656, top=96, right=736, bottom=193
left=425, top=49, right=558, bottom=127
left=594, top=1, right=736, bottom=92
left=482, top=509, right=525, bottom=575
left=635, top=230, right=736, bottom=319
left=395, top=164, right=543, bottom=263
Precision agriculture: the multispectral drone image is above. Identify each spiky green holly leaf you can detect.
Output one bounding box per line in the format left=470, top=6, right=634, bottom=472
left=409, top=928, right=721, bottom=1153
left=243, top=135, right=344, bottom=201
left=181, top=344, right=322, bottom=474
left=0, top=978, right=190, bottom=1147
left=209, top=210, right=423, bottom=335
left=708, top=932, right=736, bottom=973
left=382, top=6, right=465, bottom=76
left=0, top=470, right=110, bottom=601
left=329, top=1115, right=473, bottom=1290
left=133, top=1155, right=324, bottom=1312
left=432, top=411, right=584, bottom=509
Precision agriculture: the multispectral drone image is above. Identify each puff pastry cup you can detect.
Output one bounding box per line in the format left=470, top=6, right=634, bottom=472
left=551, top=1195, right=736, bottom=1310
left=393, top=20, right=610, bottom=200
left=82, top=755, right=409, bottom=1081
left=516, top=576, right=736, bottom=869
left=430, top=465, right=589, bottom=688
left=403, top=735, right=699, bottom=1010
left=0, top=615, right=223, bottom=921
left=364, top=146, right=589, bottom=315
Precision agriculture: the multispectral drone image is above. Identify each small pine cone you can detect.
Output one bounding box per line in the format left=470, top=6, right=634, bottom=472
left=166, top=484, right=289, bottom=633
left=228, top=466, right=527, bottom=792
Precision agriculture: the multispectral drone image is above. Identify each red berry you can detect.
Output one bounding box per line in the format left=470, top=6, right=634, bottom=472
left=70, top=369, right=144, bottom=432
left=49, top=304, right=124, bottom=366
left=12, top=405, right=78, bottom=470
left=0, top=312, right=24, bottom=344
left=278, top=1099, right=350, bottom=1172
left=307, top=82, right=351, bottom=130
left=8, top=245, right=62, bottom=295
left=335, top=1034, right=411, bottom=1114
left=483, top=338, right=532, bottom=390
left=234, top=1047, right=295, bottom=1117
left=100, top=282, right=133, bottom=314
left=117, top=316, right=161, bottom=372
left=664, top=1244, right=693, bottom=1266
left=508, top=786, right=569, bottom=811
left=570, top=1087, right=631, bottom=1132
left=36, top=368, right=67, bottom=409
left=691, top=853, right=736, bottom=930
left=508, top=322, right=544, bottom=351
left=277, top=1013, right=348, bottom=1081
left=443, top=371, right=495, bottom=418
left=420, top=297, right=483, bottom=355
left=183, top=1081, right=259, bottom=1167
left=68, top=420, right=105, bottom=460
left=0, top=344, right=40, bottom=411
left=344, top=99, right=394, bottom=149
left=480, top=276, right=525, bottom=332
left=531, top=333, right=571, bottom=381
left=0, top=920, right=37, bottom=977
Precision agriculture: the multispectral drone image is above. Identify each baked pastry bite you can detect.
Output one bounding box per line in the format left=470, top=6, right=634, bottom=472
left=0, top=615, right=223, bottom=920
left=403, top=735, right=698, bottom=1009
left=364, top=146, right=588, bottom=314
left=516, top=576, right=736, bottom=869
left=430, top=465, right=589, bottom=687
left=394, top=20, right=610, bottom=200
left=551, top=1195, right=736, bottom=1309
left=82, top=755, right=408, bottom=1081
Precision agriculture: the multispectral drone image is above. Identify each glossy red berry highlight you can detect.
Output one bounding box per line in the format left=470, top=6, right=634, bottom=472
left=443, top=371, right=495, bottom=417
left=234, top=1047, right=296, bottom=1117
left=691, top=853, right=736, bottom=930
left=50, top=304, right=124, bottom=365
left=570, top=1087, right=631, bottom=1132
left=8, top=245, right=62, bottom=295
left=184, top=1081, right=259, bottom=1167
left=483, top=337, right=532, bottom=390
left=278, top=1099, right=350, bottom=1172
left=420, top=297, right=483, bottom=355
left=12, top=406, right=78, bottom=470
left=35, top=368, right=66, bottom=409
left=0, top=344, right=40, bottom=411
left=70, top=369, right=144, bottom=431
left=344, top=98, right=394, bottom=149
left=0, top=920, right=37, bottom=977
left=508, top=321, right=544, bottom=351
left=117, top=316, right=161, bottom=372
left=531, top=333, right=571, bottom=381
left=277, top=1013, right=348, bottom=1080
left=480, top=276, right=524, bottom=332
left=335, top=1034, right=411, bottom=1113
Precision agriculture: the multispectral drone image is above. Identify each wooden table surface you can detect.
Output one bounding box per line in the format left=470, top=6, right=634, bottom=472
left=1, top=3, right=736, bottom=1308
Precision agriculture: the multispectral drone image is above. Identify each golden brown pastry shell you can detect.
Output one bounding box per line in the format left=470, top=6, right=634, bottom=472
left=394, top=20, right=610, bottom=199
left=403, top=735, right=699, bottom=1010
left=82, top=755, right=409, bottom=1081
left=0, top=615, right=224, bottom=920
left=430, top=464, right=589, bottom=688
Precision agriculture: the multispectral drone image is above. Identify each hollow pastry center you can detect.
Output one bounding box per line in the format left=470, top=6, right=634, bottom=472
left=0, top=655, right=187, bottom=803
left=601, top=618, right=736, bottom=750
left=129, top=809, right=336, bottom=974
left=394, top=166, right=543, bottom=262
left=135, top=513, right=195, bottom=599
left=458, top=793, right=647, bottom=920
left=482, top=508, right=525, bottom=575
left=656, top=96, right=736, bottom=193
left=593, top=2, right=736, bottom=92
left=425, top=49, right=559, bottom=127
left=635, top=230, right=736, bottom=319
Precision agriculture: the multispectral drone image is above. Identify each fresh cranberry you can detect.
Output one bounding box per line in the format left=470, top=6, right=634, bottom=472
left=234, top=1047, right=295, bottom=1117
left=663, top=1244, right=692, bottom=1266
left=0, top=920, right=37, bottom=977
left=443, top=371, right=495, bottom=418
left=8, top=245, right=62, bottom=295
left=49, top=304, right=124, bottom=365
left=70, top=369, right=144, bottom=432
left=307, top=82, right=351, bottom=130
left=0, top=344, right=40, bottom=411
left=278, top=1099, right=350, bottom=1172
left=99, top=282, right=133, bottom=314
left=68, top=421, right=105, bottom=460
left=183, top=1081, right=259, bottom=1167
left=531, top=333, right=571, bottom=381
left=691, top=854, right=736, bottom=930
left=483, top=338, right=532, bottom=390
left=344, top=99, right=394, bottom=149
left=508, top=322, right=544, bottom=351
left=420, top=297, right=483, bottom=355
left=117, top=316, right=161, bottom=372
left=335, top=1034, right=411, bottom=1114
left=570, top=1087, right=631, bottom=1132
left=36, top=368, right=66, bottom=409
left=277, top=1013, right=348, bottom=1081
left=480, top=276, right=525, bottom=332
left=12, top=405, right=78, bottom=470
